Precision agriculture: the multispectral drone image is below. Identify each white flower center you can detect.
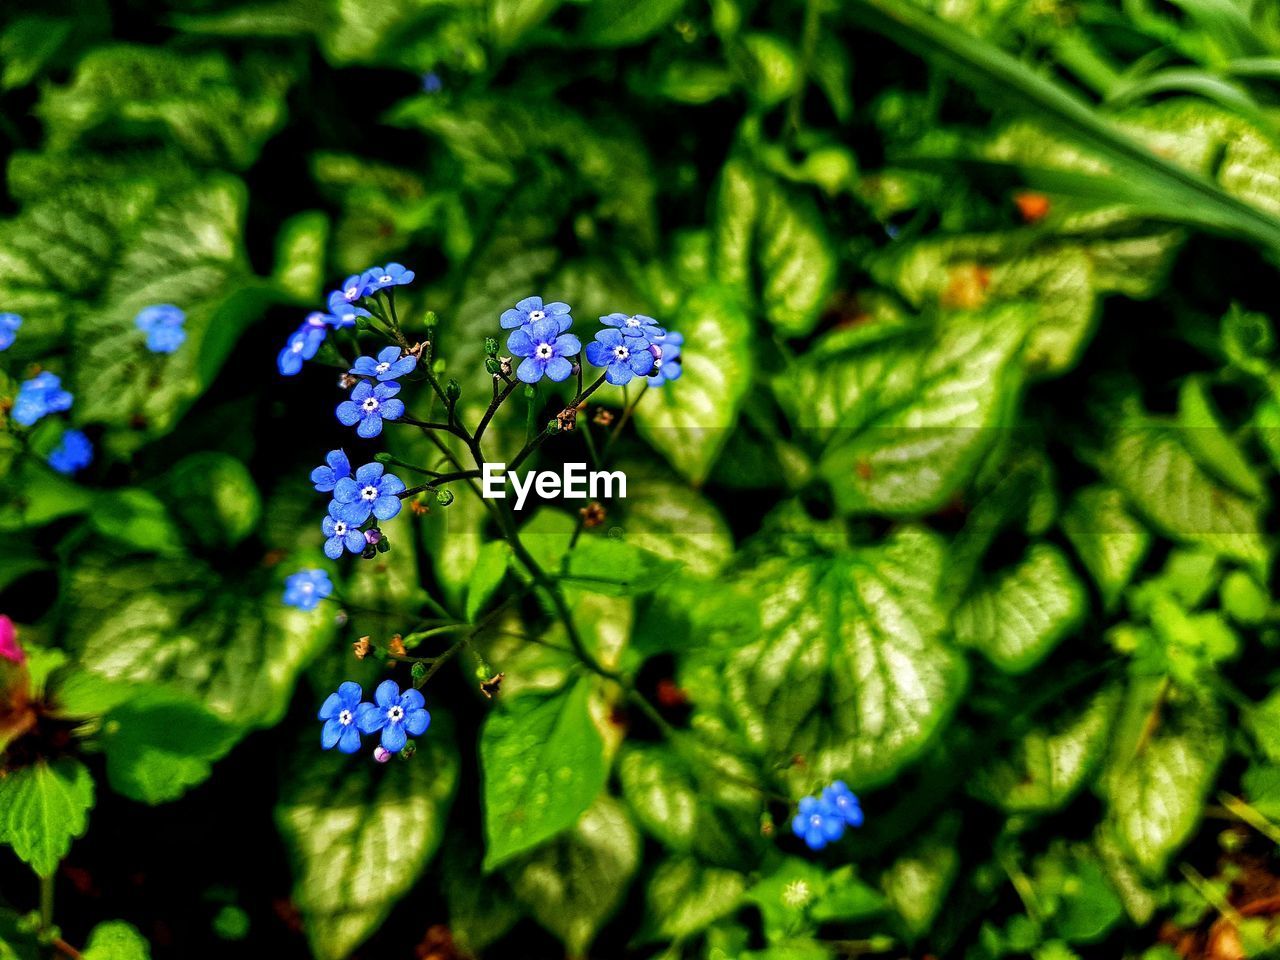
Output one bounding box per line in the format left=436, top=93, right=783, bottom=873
left=625, top=316, right=641, bottom=327
left=387, top=705, right=404, bottom=722
left=361, top=484, right=378, bottom=500
left=536, top=343, right=553, bottom=359
left=333, top=521, right=347, bottom=535
left=345, top=286, right=359, bottom=300
left=375, top=361, right=391, bottom=374
left=809, top=814, right=823, bottom=829
left=300, top=583, right=314, bottom=594
left=338, top=709, right=353, bottom=726
left=362, top=397, right=379, bottom=412
left=291, top=339, right=305, bottom=353
left=528, top=310, right=545, bottom=322
left=614, top=346, right=629, bottom=360
left=380, top=274, right=392, bottom=283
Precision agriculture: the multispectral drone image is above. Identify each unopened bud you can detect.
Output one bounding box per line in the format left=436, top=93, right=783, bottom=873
left=411, top=661, right=427, bottom=682
left=423, top=310, right=438, bottom=327
left=485, top=357, right=501, bottom=375
left=400, top=740, right=417, bottom=759
left=446, top=379, right=461, bottom=402
left=580, top=502, right=606, bottom=528
left=375, top=535, right=391, bottom=553
left=484, top=337, right=498, bottom=357
left=374, top=452, right=393, bottom=464
left=373, top=746, right=392, bottom=763
left=355, top=315, right=373, bottom=330
left=523, top=385, right=537, bottom=401
left=435, top=488, right=455, bottom=506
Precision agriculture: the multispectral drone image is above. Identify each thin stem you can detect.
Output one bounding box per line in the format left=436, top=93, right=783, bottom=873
left=399, top=471, right=483, bottom=498
left=476, top=379, right=520, bottom=446
left=602, top=381, right=647, bottom=460
left=39, top=874, right=53, bottom=931
left=397, top=415, right=469, bottom=439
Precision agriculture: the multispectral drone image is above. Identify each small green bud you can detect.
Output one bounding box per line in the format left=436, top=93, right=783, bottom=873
left=423, top=310, right=438, bottom=326
left=446, top=379, right=461, bottom=402
left=411, top=661, right=427, bottom=682
left=524, top=385, right=537, bottom=401
left=374, top=452, right=393, bottom=464
left=474, top=663, right=490, bottom=680
left=355, top=315, right=374, bottom=330
left=484, top=336, right=498, bottom=357
left=213, top=905, right=250, bottom=941
left=485, top=357, right=501, bottom=375
left=547, top=417, right=561, bottom=433
left=375, top=534, right=391, bottom=554
left=436, top=488, right=455, bottom=506
left=400, top=740, right=417, bottom=759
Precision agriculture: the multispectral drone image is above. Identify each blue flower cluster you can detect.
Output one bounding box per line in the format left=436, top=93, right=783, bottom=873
left=791, top=781, right=864, bottom=851
left=13, top=372, right=73, bottom=427
left=135, top=304, right=186, bottom=354
left=502, top=296, right=685, bottom=387
left=283, top=569, right=333, bottom=610
left=277, top=263, right=416, bottom=378
left=0, top=313, right=21, bottom=352
left=318, top=679, right=430, bottom=756
left=310, top=449, right=406, bottom=559
left=48, top=430, right=94, bottom=475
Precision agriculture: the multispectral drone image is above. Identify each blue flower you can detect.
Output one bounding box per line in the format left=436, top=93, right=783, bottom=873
left=333, top=462, right=405, bottom=524
left=322, top=502, right=367, bottom=559
left=791, top=795, right=845, bottom=851
left=361, top=263, right=415, bottom=293
left=600, top=312, right=664, bottom=342
left=134, top=304, right=186, bottom=354
left=585, top=328, right=653, bottom=385
left=311, top=449, right=351, bottom=492
left=12, top=372, right=73, bottom=427
left=0, top=313, right=21, bottom=352
left=507, top=319, right=581, bottom=384
left=336, top=274, right=370, bottom=304
left=283, top=569, right=333, bottom=610
left=318, top=681, right=366, bottom=754
left=351, top=345, right=417, bottom=382
left=48, top=430, right=93, bottom=475
left=327, top=291, right=371, bottom=328
left=422, top=72, right=442, bottom=93
left=500, top=295, right=572, bottom=332
left=336, top=380, right=405, bottom=438
left=356, top=679, right=430, bottom=753
left=822, top=781, right=864, bottom=828
left=278, top=320, right=327, bottom=376
left=647, top=331, right=683, bottom=385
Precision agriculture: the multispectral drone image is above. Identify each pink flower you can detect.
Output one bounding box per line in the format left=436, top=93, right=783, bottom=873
left=0, top=616, right=23, bottom=665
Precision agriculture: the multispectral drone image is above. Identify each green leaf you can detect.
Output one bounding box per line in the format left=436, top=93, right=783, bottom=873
left=953, top=543, right=1087, bottom=674
left=1094, top=411, right=1269, bottom=574
left=578, top=0, right=685, bottom=46
left=276, top=722, right=459, bottom=960
left=0, top=459, right=95, bottom=532
left=618, top=470, right=735, bottom=577
left=1061, top=485, right=1152, bottom=610
left=466, top=540, right=510, bottom=622
left=504, top=795, right=640, bottom=955
left=151, top=453, right=262, bottom=551
left=481, top=677, right=608, bottom=870
left=1032, top=846, right=1124, bottom=945
left=784, top=309, right=1028, bottom=516
left=67, top=551, right=335, bottom=731
left=1177, top=376, right=1265, bottom=498
left=634, top=286, right=753, bottom=484
left=881, top=813, right=961, bottom=940
left=618, top=743, right=764, bottom=868
left=641, top=857, right=747, bottom=941
left=38, top=44, right=294, bottom=168
left=89, top=490, right=184, bottom=555
left=0, top=758, right=94, bottom=877
left=491, top=0, right=563, bottom=50
left=970, top=684, right=1119, bottom=814
left=82, top=922, right=151, bottom=960
left=98, top=692, right=240, bottom=804
left=441, top=837, right=524, bottom=955
left=720, top=526, right=967, bottom=792
left=1101, top=679, right=1226, bottom=876
left=746, top=858, right=884, bottom=942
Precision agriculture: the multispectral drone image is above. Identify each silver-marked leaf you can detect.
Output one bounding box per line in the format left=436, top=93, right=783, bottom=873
left=953, top=542, right=1086, bottom=674
left=720, top=526, right=967, bottom=793
left=640, top=857, right=746, bottom=942
left=881, top=813, right=961, bottom=940
left=276, top=722, right=458, bottom=960
left=504, top=795, right=640, bottom=956
left=1061, top=485, right=1151, bottom=611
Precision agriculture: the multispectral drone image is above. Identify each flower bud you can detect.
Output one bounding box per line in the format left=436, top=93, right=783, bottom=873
left=446, top=379, right=461, bottom=402
left=355, top=315, right=374, bottom=331
left=364, top=528, right=383, bottom=546
left=0, top=615, right=24, bottom=665
left=523, top=385, right=537, bottom=401
left=484, top=337, right=498, bottom=357
left=374, top=452, right=393, bottom=464
left=373, top=746, right=392, bottom=763
left=400, top=740, right=417, bottom=760
left=435, top=488, right=455, bottom=506
left=485, top=357, right=501, bottom=375
left=411, top=661, right=427, bottom=682
left=375, top=535, right=391, bottom=553
left=423, top=310, right=438, bottom=327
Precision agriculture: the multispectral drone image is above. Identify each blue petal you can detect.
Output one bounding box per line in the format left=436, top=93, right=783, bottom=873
left=372, top=496, right=401, bottom=521
left=337, top=681, right=363, bottom=706
left=355, top=461, right=383, bottom=484
left=356, top=415, right=383, bottom=438
left=336, top=401, right=361, bottom=426
left=507, top=328, right=534, bottom=357
left=324, top=537, right=344, bottom=560
left=401, top=688, right=426, bottom=711
left=318, top=692, right=343, bottom=720
left=554, top=334, right=581, bottom=355
left=516, top=296, right=543, bottom=312
left=405, top=708, right=430, bottom=736
left=379, top=399, right=404, bottom=421
left=321, top=718, right=343, bottom=749
left=544, top=357, right=572, bottom=382
left=516, top=357, right=543, bottom=383
left=337, top=724, right=363, bottom=754
left=381, top=723, right=407, bottom=753
left=375, top=679, right=400, bottom=707
left=356, top=702, right=385, bottom=733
